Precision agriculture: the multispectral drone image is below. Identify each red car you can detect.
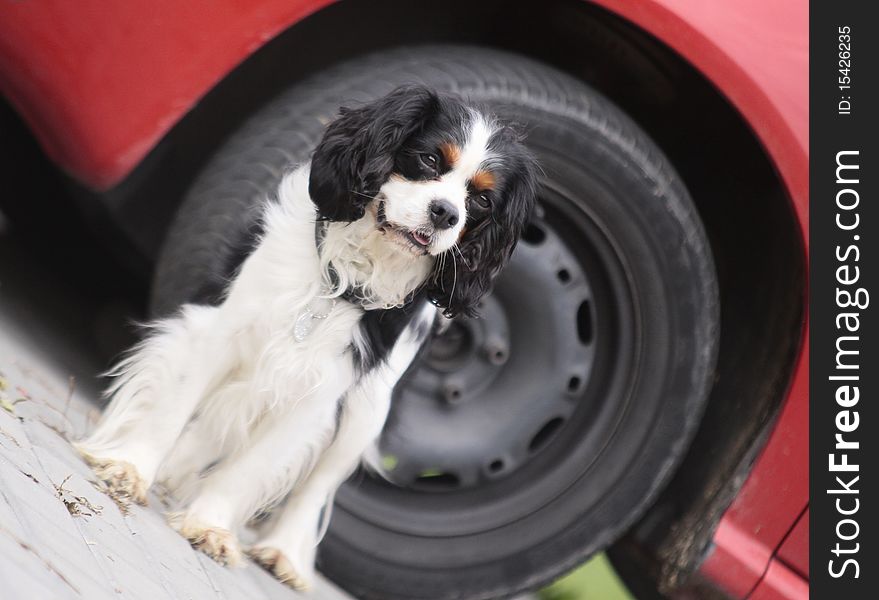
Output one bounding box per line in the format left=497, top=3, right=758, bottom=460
left=0, top=1, right=807, bottom=599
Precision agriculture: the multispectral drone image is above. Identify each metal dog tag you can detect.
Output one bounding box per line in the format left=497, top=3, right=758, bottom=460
left=293, top=297, right=336, bottom=342
left=293, top=309, right=317, bottom=342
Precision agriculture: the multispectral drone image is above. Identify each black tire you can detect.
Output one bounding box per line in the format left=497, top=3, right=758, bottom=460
left=152, top=46, right=719, bottom=600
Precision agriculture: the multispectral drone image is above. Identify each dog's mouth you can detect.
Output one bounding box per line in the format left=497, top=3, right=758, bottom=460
left=376, top=201, right=433, bottom=252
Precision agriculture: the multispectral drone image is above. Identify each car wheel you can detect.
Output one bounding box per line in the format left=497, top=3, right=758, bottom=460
left=152, top=45, right=720, bottom=600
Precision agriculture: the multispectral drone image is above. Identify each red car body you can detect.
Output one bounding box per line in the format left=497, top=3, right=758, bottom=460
left=0, top=1, right=808, bottom=598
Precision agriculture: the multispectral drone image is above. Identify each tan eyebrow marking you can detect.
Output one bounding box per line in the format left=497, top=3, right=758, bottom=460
left=470, top=169, right=496, bottom=192
left=439, top=142, right=461, bottom=167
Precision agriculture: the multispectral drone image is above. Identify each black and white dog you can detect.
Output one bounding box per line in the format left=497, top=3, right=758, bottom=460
left=76, top=86, right=537, bottom=590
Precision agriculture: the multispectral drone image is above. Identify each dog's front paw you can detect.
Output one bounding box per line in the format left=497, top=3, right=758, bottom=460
left=76, top=447, right=148, bottom=506
left=249, top=545, right=313, bottom=591
left=168, top=512, right=243, bottom=566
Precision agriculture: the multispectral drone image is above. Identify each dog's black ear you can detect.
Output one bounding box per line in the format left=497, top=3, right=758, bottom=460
left=309, top=85, right=440, bottom=222
left=427, top=144, right=539, bottom=318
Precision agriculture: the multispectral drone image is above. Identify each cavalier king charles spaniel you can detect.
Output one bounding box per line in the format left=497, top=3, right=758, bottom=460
left=75, top=85, right=537, bottom=590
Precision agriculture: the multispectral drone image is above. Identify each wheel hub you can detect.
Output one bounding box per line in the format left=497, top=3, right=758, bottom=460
left=420, top=294, right=510, bottom=406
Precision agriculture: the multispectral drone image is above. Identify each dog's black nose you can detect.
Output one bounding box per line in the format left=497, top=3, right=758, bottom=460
left=429, top=200, right=459, bottom=230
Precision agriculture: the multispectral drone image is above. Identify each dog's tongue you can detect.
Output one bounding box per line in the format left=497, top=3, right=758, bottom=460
left=412, top=231, right=431, bottom=246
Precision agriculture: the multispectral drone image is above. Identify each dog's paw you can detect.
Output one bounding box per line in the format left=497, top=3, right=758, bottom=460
left=168, top=513, right=243, bottom=566
left=249, top=546, right=313, bottom=591
left=76, top=447, right=148, bottom=506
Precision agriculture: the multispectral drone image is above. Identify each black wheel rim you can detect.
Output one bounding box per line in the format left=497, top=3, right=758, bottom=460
left=381, top=203, right=598, bottom=492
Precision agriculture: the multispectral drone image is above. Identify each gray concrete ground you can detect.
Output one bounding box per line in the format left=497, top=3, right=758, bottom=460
left=0, top=214, right=348, bottom=600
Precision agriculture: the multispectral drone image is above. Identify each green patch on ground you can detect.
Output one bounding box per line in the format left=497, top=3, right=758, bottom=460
left=539, top=553, right=634, bottom=600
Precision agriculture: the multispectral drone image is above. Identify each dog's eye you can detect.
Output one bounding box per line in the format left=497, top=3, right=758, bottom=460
left=419, top=153, right=439, bottom=171
left=474, top=194, right=491, bottom=210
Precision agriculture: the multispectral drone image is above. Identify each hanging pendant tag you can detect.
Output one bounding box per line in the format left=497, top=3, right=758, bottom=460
left=293, top=295, right=337, bottom=342
left=293, top=309, right=316, bottom=342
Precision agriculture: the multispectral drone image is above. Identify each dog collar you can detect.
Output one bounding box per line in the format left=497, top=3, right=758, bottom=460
left=290, top=217, right=365, bottom=343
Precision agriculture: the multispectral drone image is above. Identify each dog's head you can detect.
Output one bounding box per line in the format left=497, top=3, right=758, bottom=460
left=309, top=85, right=538, bottom=317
